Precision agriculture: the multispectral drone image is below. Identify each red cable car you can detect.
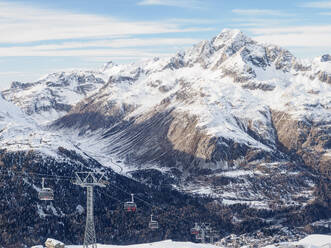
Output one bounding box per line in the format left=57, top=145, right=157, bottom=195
left=124, top=194, right=137, bottom=212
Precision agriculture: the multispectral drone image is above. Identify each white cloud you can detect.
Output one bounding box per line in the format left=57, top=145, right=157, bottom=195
left=137, top=0, right=203, bottom=9
left=0, top=1, right=207, bottom=44
left=319, top=12, right=331, bottom=15
left=233, top=17, right=298, bottom=27
left=0, top=46, right=173, bottom=57
left=33, top=38, right=199, bottom=50
left=0, top=37, right=199, bottom=57
left=167, top=18, right=218, bottom=24
left=250, top=25, right=331, bottom=47
left=232, top=9, right=287, bottom=16
left=249, top=25, right=331, bottom=35
left=0, top=71, right=24, bottom=76
left=301, top=1, right=331, bottom=8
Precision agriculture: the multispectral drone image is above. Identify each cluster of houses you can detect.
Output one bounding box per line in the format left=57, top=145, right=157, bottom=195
left=215, top=231, right=305, bottom=247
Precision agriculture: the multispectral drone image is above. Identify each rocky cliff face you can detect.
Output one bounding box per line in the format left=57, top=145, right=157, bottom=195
left=0, top=29, right=330, bottom=247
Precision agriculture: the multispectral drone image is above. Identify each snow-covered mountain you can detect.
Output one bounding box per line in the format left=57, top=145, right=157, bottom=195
left=2, top=70, right=106, bottom=124
left=2, top=29, right=331, bottom=205
left=43, top=29, right=329, bottom=206
left=0, top=29, right=330, bottom=247
left=1, top=28, right=330, bottom=197
left=0, top=93, right=93, bottom=160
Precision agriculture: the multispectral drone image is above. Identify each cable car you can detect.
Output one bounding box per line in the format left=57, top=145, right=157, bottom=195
left=148, top=214, right=158, bottom=230
left=191, top=223, right=200, bottom=235
left=124, top=194, right=137, bottom=212
left=38, top=178, right=54, bottom=201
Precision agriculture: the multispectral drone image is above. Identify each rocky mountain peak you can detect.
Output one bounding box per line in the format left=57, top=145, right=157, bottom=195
left=212, top=28, right=253, bottom=51
left=181, top=28, right=297, bottom=76
left=1, top=70, right=107, bottom=124
left=321, top=54, right=331, bottom=62
left=9, top=81, right=35, bottom=90
left=102, top=61, right=117, bottom=72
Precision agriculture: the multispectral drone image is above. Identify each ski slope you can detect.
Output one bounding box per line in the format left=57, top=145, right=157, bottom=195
left=264, top=234, right=331, bottom=248
left=65, top=235, right=331, bottom=248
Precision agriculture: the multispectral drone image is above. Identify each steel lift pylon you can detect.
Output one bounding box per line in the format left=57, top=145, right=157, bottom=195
left=73, top=172, right=106, bottom=248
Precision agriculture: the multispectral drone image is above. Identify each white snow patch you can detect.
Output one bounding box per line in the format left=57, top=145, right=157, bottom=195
left=264, top=234, right=331, bottom=248
left=67, top=240, right=219, bottom=248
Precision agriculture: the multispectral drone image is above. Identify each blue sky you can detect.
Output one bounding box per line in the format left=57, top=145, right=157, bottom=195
left=0, top=0, right=331, bottom=88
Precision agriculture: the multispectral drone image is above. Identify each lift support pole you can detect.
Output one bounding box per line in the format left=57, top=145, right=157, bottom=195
left=73, top=172, right=106, bottom=248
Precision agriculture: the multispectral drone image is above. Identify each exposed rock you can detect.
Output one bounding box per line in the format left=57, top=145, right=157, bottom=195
left=321, top=54, right=331, bottom=62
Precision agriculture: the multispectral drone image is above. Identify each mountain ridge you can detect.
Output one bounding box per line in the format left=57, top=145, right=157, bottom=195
left=0, top=28, right=330, bottom=247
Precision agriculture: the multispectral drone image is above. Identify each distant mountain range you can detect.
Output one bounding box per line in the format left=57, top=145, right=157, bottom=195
left=0, top=29, right=330, bottom=247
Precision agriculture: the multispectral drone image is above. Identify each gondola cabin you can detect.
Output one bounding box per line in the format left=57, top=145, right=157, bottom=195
left=38, top=178, right=54, bottom=201
left=124, top=194, right=137, bottom=212
left=38, top=188, right=54, bottom=201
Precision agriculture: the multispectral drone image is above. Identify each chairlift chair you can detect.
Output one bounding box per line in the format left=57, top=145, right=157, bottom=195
left=38, top=178, right=54, bottom=201
left=148, top=214, right=158, bottom=230
left=191, top=222, right=200, bottom=235
left=205, top=223, right=211, bottom=231
left=124, top=194, right=137, bottom=212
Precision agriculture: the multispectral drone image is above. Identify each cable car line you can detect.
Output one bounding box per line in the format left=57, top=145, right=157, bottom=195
left=96, top=188, right=160, bottom=230
left=0, top=164, right=200, bottom=234
left=105, top=182, right=155, bottom=209
left=96, top=188, right=122, bottom=203
left=0, top=172, right=71, bottom=182
left=0, top=168, right=159, bottom=213
left=0, top=167, right=186, bottom=222
left=0, top=169, right=74, bottom=180
left=104, top=180, right=196, bottom=230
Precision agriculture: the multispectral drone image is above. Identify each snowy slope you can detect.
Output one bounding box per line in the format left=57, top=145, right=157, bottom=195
left=67, top=240, right=218, bottom=248
left=0, top=94, right=87, bottom=159
left=264, top=234, right=331, bottom=248
left=54, top=235, right=331, bottom=248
